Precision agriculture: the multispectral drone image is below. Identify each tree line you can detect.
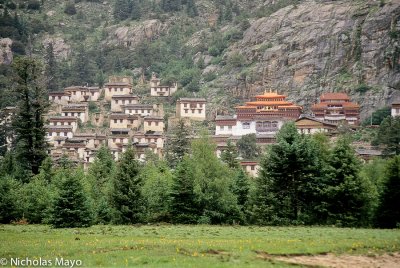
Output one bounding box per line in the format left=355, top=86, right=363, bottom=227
left=1, top=120, right=399, bottom=228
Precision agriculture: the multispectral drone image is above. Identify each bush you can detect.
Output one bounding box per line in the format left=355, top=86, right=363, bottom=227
left=355, top=83, right=370, bottom=93
left=11, top=40, right=25, bottom=55
left=227, top=53, right=246, bottom=68
left=64, top=2, right=77, bottom=15
left=27, top=0, right=41, bottom=10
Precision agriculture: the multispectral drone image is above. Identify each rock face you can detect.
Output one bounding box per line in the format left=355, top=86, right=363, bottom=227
left=224, top=0, right=400, bottom=118
left=0, top=38, right=13, bottom=65
left=43, top=37, right=71, bottom=60
left=106, top=20, right=165, bottom=48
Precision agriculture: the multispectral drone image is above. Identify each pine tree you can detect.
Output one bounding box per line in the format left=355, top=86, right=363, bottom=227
left=161, top=0, right=182, bottom=12
left=88, top=146, right=115, bottom=223
left=44, top=43, right=59, bottom=92
left=233, top=169, right=250, bottom=209
left=12, top=57, right=49, bottom=178
left=324, top=138, right=376, bottom=227
left=166, top=119, right=191, bottom=167
left=186, top=0, right=198, bottom=17
left=170, top=156, right=199, bottom=223
left=49, top=170, right=93, bottom=228
left=190, top=133, right=240, bottom=224
left=131, top=0, right=141, bottom=20
left=0, top=176, right=20, bottom=223
left=72, top=45, right=95, bottom=86
left=113, top=0, right=132, bottom=21
left=373, top=117, right=400, bottom=155
left=254, top=122, right=324, bottom=225
left=221, top=139, right=239, bottom=168
left=237, top=133, right=260, bottom=160
left=111, top=147, right=143, bottom=224
left=375, top=156, right=400, bottom=228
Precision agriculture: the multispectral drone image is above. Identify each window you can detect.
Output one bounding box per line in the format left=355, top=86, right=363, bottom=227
left=220, top=126, right=224, bottom=130
left=198, top=109, right=202, bottom=113
left=148, top=121, right=152, bottom=126
left=228, top=126, right=232, bottom=130
left=263, top=121, right=271, bottom=128
left=141, top=109, right=144, bottom=113
left=191, top=109, right=195, bottom=114
left=184, top=103, right=187, bottom=108
left=251, top=166, right=255, bottom=171
left=243, top=122, right=250, bottom=129
left=185, top=109, right=188, bottom=113
left=155, top=122, right=159, bottom=126
left=148, top=110, right=151, bottom=113
left=64, top=132, right=68, bottom=136
left=120, top=119, right=123, bottom=123
left=114, top=119, right=117, bottom=123
left=115, top=100, right=118, bottom=104
left=272, top=121, right=278, bottom=128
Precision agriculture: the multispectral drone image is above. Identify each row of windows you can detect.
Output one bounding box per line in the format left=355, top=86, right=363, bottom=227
left=184, top=109, right=203, bottom=114
left=126, top=109, right=152, bottom=113
left=48, top=132, right=71, bottom=137
left=108, top=88, right=129, bottom=92
left=51, top=122, right=74, bottom=126
left=256, top=121, right=278, bottom=128
left=219, top=126, right=233, bottom=130
left=146, top=121, right=161, bottom=126
left=63, top=112, right=82, bottom=117
left=153, top=87, right=169, bottom=92
left=183, top=103, right=204, bottom=108
left=114, top=100, right=135, bottom=104
left=113, top=119, right=136, bottom=124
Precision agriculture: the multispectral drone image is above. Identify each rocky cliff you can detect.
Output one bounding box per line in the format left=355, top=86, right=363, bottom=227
left=220, top=0, right=400, bottom=118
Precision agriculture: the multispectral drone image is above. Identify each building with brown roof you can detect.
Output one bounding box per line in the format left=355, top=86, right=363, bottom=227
left=311, top=92, right=360, bottom=125
left=150, top=73, right=178, bottom=97
left=48, top=116, right=79, bottom=132
left=143, top=116, right=164, bottom=133
left=176, top=98, right=206, bottom=121
left=215, top=91, right=302, bottom=136
left=111, top=95, right=139, bottom=112
left=295, top=116, right=337, bottom=134
left=391, top=102, right=400, bottom=117
left=109, top=113, right=140, bottom=129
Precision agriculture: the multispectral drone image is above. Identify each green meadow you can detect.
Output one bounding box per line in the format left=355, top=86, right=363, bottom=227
left=1, top=225, right=400, bottom=267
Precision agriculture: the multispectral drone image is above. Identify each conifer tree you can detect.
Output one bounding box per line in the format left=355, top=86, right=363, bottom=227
left=166, top=119, right=191, bottom=167
left=170, top=156, right=199, bottom=223
left=44, top=43, right=59, bottom=92
left=190, top=133, right=239, bottom=224
left=254, top=122, right=323, bottom=225
left=324, top=138, right=376, bottom=226
left=131, top=0, right=141, bottom=20
left=375, top=156, right=400, bottom=228
left=0, top=176, right=20, bottom=223
left=12, top=57, right=49, bottom=178
left=233, top=169, right=250, bottom=209
left=111, top=147, right=143, bottom=224
left=49, top=170, right=93, bottom=228
left=186, top=0, right=198, bottom=17
left=221, top=139, right=239, bottom=168
left=88, top=146, right=115, bottom=223
left=237, top=133, right=260, bottom=160
left=374, top=116, right=400, bottom=155
left=113, top=0, right=132, bottom=21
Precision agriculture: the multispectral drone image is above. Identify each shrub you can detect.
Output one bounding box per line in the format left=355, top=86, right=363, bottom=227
left=64, top=2, right=77, bottom=15
left=11, top=40, right=25, bottom=55
left=27, top=0, right=41, bottom=10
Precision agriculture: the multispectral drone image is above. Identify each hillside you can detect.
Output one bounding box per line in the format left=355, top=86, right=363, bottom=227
left=0, top=0, right=399, bottom=119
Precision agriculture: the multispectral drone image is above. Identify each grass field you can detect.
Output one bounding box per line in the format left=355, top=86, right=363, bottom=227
left=1, top=225, right=400, bottom=267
